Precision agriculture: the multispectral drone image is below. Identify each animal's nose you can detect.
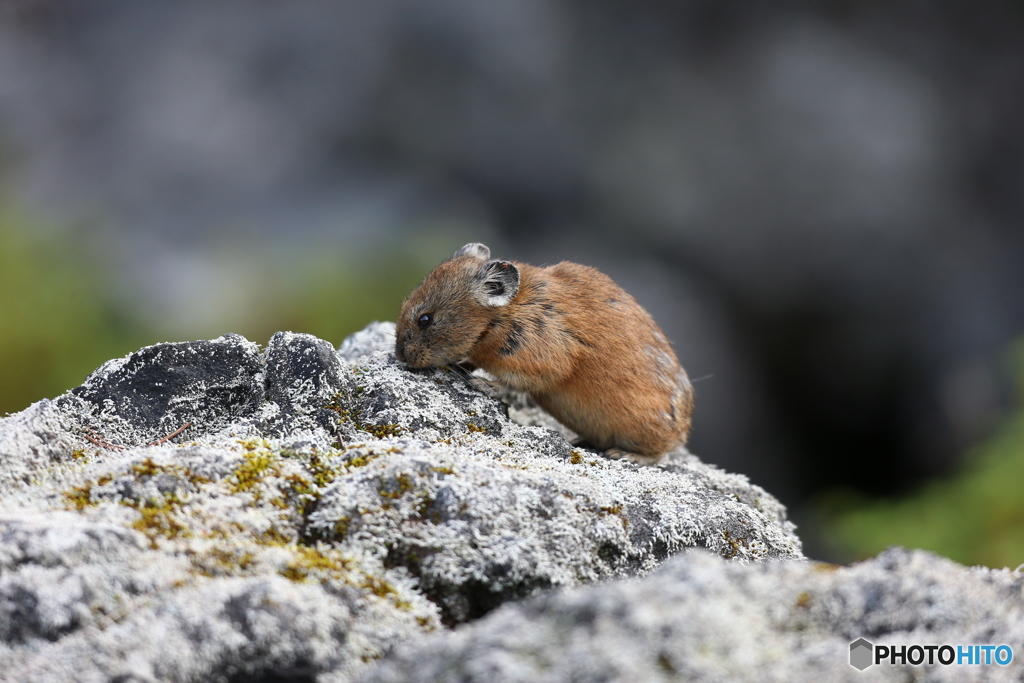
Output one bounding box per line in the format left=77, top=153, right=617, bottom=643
left=394, top=341, right=406, bottom=363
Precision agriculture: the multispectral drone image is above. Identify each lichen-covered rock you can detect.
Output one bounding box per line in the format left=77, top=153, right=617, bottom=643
left=0, top=444, right=440, bottom=682
left=0, top=322, right=802, bottom=681
left=305, top=441, right=800, bottom=625
left=261, top=331, right=348, bottom=443
left=358, top=547, right=1024, bottom=683
left=62, top=333, right=266, bottom=446
left=337, top=321, right=398, bottom=363
left=2, top=509, right=423, bottom=683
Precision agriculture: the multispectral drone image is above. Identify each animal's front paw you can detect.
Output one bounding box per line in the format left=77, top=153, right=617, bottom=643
left=447, top=363, right=506, bottom=398
left=466, top=374, right=505, bottom=398
left=604, top=447, right=661, bottom=465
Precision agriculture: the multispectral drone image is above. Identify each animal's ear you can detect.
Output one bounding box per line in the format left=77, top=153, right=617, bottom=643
left=453, top=243, right=490, bottom=261
left=474, top=260, right=520, bottom=307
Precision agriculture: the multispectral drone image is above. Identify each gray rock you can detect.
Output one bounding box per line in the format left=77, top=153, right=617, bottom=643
left=337, top=321, right=397, bottom=363
left=261, top=330, right=349, bottom=444
left=8, top=322, right=1022, bottom=682
left=359, top=547, right=1024, bottom=683
left=0, top=323, right=802, bottom=681
left=0, top=399, right=81, bottom=493
left=61, top=333, right=266, bottom=446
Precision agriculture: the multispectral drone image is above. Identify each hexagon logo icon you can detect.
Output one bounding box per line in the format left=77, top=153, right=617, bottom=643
left=850, top=638, right=874, bottom=670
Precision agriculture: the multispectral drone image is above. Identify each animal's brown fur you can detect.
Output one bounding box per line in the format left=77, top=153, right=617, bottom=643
left=395, top=243, right=693, bottom=459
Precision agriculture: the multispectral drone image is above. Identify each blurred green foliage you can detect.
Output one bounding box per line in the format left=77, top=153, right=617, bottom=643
left=0, top=213, right=137, bottom=416
left=824, top=343, right=1024, bottom=569
left=0, top=209, right=428, bottom=416
left=260, top=249, right=425, bottom=349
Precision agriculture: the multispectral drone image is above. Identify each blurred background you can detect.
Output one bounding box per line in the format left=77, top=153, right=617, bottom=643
left=1, top=0, right=1023, bottom=565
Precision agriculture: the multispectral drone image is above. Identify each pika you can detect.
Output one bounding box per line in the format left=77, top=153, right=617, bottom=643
left=395, top=243, right=693, bottom=460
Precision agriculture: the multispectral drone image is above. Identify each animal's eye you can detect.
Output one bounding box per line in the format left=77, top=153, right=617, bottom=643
left=417, top=313, right=433, bottom=330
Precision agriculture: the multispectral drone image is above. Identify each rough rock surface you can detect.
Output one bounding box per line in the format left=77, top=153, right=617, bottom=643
left=360, top=547, right=1024, bottom=683
left=6, top=323, right=1024, bottom=682
left=0, top=322, right=802, bottom=681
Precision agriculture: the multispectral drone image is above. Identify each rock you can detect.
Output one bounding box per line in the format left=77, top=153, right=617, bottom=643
left=0, top=322, right=801, bottom=681
left=63, top=333, right=266, bottom=446
left=358, top=547, right=1024, bottom=683
left=337, top=321, right=397, bottom=363
left=7, top=322, right=1022, bottom=682
left=261, top=331, right=349, bottom=444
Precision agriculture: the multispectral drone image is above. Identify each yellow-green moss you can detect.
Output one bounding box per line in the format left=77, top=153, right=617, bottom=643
left=129, top=458, right=211, bottom=488
left=360, top=572, right=399, bottom=598
left=131, top=457, right=164, bottom=478
left=63, top=461, right=205, bottom=547
left=230, top=448, right=278, bottom=495
left=276, top=544, right=410, bottom=607
left=64, top=483, right=95, bottom=510
left=721, top=530, right=748, bottom=558
left=191, top=546, right=258, bottom=578
left=324, top=397, right=356, bottom=423
left=570, top=496, right=629, bottom=529
left=343, top=451, right=379, bottom=469
left=260, top=526, right=294, bottom=546
left=325, top=392, right=405, bottom=438
left=363, top=422, right=404, bottom=438
left=185, top=531, right=416, bottom=613
left=283, top=472, right=314, bottom=499
left=334, top=516, right=351, bottom=539
left=307, top=452, right=340, bottom=486
left=56, top=440, right=435, bottom=609
left=125, top=492, right=191, bottom=549
left=62, top=473, right=113, bottom=510
left=415, top=491, right=437, bottom=521
left=379, top=473, right=416, bottom=501
left=280, top=544, right=354, bottom=582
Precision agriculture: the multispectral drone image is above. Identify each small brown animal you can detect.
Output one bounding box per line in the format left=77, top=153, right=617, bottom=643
left=394, top=243, right=693, bottom=460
